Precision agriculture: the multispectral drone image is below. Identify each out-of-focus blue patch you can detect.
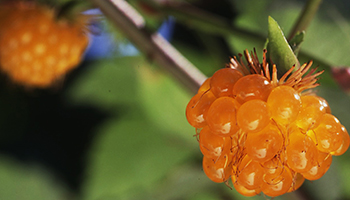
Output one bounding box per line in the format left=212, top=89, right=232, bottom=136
left=84, top=32, right=117, bottom=59
left=84, top=22, right=139, bottom=60
left=83, top=9, right=175, bottom=60
left=158, top=16, right=175, bottom=41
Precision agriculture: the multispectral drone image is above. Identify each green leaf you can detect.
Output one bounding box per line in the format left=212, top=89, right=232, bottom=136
left=139, top=163, right=219, bottom=200
left=288, top=31, right=305, bottom=56
left=136, top=63, right=197, bottom=143
left=69, top=57, right=197, bottom=200
left=267, top=16, right=300, bottom=70
left=66, top=57, right=142, bottom=110
left=81, top=116, right=194, bottom=200
left=0, top=156, right=68, bottom=200
left=300, top=1, right=350, bottom=67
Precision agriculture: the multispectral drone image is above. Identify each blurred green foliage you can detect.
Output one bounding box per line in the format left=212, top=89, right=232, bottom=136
left=1, top=0, right=350, bottom=200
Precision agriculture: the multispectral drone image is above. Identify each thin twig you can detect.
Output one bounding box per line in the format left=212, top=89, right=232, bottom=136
left=288, top=0, right=322, bottom=40
left=89, top=0, right=207, bottom=94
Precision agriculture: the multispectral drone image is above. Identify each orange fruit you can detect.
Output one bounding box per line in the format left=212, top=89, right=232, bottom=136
left=185, top=49, right=349, bottom=197
left=0, top=1, right=90, bottom=87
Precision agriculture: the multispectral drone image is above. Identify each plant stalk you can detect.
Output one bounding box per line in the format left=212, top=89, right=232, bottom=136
left=288, top=0, right=322, bottom=40
left=89, top=0, right=207, bottom=94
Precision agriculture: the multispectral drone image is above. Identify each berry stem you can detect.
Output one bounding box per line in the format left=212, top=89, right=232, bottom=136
left=288, top=0, right=322, bottom=41
left=89, top=0, right=207, bottom=94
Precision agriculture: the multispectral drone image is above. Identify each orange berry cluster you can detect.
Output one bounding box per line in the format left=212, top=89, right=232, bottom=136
left=0, top=1, right=89, bottom=87
left=186, top=50, right=350, bottom=197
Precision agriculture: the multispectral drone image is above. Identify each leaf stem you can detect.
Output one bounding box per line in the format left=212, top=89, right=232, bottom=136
left=288, top=0, right=322, bottom=41
left=89, top=0, right=207, bottom=94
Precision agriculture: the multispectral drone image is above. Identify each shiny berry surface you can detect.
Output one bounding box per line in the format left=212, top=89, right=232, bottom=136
left=210, top=68, right=243, bottom=97
left=261, top=166, right=293, bottom=197
left=262, top=156, right=285, bottom=177
left=236, top=155, right=264, bottom=190
left=199, top=126, right=229, bottom=159
left=317, top=96, right=331, bottom=114
left=232, top=176, right=261, bottom=197
left=186, top=91, right=216, bottom=128
left=301, top=152, right=332, bottom=180
left=237, top=99, right=270, bottom=133
left=331, top=125, right=350, bottom=155
left=232, top=74, right=273, bottom=104
left=206, top=97, right=240, bottom=136
left=295, top=95, right=326, bottom=131
left=202, top=155, right=232, bottom=183
left=245, top=123, right=283, bottom=162
left=198, top=77, right=211, bottom=95
left=286, top=129, right=318, bottom=173
left=312, top=114, right=343, bottom=153
left=267, top=86, right=302, bottom=126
